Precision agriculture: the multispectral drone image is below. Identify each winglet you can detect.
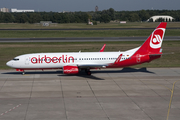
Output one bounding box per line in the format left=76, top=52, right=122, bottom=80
left=114, top=54, right=123, bottom=64
left=99, top=44, right=106, bottom=52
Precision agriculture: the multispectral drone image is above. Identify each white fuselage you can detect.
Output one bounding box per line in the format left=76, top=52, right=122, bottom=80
left=6, top=47, right=138, bottom=70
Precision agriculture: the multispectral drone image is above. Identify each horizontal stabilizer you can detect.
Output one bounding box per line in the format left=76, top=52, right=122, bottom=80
left=149, top=54, right=162, bottom=57
left=162, top=52, right=174, bottom=55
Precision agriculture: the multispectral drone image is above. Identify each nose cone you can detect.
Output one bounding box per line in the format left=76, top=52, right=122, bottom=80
left=6, top=61, right=13, bottom=68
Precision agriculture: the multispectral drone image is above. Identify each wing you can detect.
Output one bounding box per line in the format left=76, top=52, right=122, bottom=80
left=78, top=63, right=108, bottom=69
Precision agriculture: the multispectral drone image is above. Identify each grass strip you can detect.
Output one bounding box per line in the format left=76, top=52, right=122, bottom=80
left=0, top=29, right=180, bottom=38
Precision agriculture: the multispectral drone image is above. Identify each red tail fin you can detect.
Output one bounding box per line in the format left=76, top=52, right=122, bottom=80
left=135, top=22, right=167, bottom=55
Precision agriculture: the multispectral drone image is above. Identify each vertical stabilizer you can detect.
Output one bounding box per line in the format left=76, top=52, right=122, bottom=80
left=135, top=22, right=167, bottom=55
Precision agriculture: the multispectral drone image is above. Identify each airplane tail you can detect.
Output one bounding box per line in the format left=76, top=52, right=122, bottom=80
left=127, top=22, right=168, bottom=63
left=135, top=22, right=167, bottom=55
left=111, top=22, right=167, bottom=67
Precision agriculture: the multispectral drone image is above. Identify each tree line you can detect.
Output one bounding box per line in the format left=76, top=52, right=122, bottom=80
left=0, top=9, right=180, bottom=23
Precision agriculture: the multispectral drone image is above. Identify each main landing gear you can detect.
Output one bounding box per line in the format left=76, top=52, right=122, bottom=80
left=85, top=69, right=91, bottom=75
left=22, top=71, right=25, bottom=75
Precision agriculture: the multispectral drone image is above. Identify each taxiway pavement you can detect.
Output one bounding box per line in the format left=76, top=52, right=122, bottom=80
left=0, top=68, right=180, bottom=120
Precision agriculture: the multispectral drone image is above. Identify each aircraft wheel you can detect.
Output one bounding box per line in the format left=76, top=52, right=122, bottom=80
left=87, top=71, right=91, bottom=75
left=85, top=69, right=91, bottom=75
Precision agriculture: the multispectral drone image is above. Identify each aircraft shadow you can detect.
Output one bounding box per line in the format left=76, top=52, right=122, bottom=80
left=59, top=74, right=105, bottom=80
left=2, top=67, right=154, bottom=80
left=92, top=67, right=155, bottom=74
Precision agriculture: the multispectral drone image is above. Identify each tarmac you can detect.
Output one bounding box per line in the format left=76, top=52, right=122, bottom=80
left=0, top=67, right=180, bottom=120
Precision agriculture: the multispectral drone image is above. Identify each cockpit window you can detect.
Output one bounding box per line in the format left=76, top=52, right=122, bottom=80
left=13, top=58, right=19, bottom=61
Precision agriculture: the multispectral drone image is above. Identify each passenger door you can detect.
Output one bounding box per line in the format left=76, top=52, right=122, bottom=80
left=25, top=56, right=29, bottom=65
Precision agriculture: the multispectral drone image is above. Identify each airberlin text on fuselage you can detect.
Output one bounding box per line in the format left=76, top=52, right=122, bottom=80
left=31, top=55, right=74, bottom=64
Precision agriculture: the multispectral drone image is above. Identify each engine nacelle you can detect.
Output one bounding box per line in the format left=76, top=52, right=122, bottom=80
left=63, top=66, right=79, bottom=74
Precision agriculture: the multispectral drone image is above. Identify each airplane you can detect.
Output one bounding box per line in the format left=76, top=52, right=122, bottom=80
left=6, top=22, right=167, bottom=75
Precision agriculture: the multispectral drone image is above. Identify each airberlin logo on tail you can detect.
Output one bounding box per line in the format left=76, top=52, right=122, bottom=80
left=150, top=28, right=165, bottom=49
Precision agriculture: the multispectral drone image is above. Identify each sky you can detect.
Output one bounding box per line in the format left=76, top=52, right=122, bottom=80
left=1, top=0, right=180, bottom=12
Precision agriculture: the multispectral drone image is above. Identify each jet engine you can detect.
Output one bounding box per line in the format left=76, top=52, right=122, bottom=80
left=63, top=66, right=79, bottom=74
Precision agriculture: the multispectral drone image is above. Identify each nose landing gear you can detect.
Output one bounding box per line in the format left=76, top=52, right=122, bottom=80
left=16, top=69, right=25, bottom=75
